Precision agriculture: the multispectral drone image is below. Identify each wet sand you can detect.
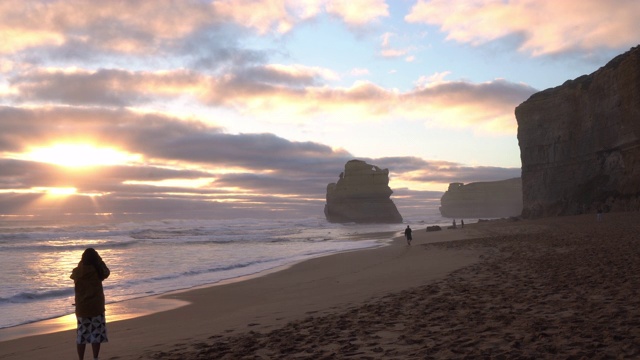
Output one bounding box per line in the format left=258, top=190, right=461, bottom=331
left=2, top=213, right=640, bottom=359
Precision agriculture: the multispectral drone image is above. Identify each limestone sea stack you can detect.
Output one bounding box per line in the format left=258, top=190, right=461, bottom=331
left=439, top=178, right=523, bottom=219
left=516, top=45, right=640, bottom=218
left=324, top=160, right=403, bottom=223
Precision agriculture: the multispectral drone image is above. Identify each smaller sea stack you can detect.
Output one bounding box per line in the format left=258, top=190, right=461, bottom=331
left=439, top=178, right=523, bottom=219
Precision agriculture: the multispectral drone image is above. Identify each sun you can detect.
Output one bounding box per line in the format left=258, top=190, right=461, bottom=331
left=20, top=143, right=140, bottom=168
left=34, top=187, right=78, bottom=196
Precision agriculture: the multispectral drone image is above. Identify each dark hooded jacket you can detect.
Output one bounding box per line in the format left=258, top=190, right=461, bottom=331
left=70, top=261, right=110, bottom=317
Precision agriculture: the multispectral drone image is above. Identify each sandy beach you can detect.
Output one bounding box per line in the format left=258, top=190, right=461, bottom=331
left=2, top=213, right=640, bottom=359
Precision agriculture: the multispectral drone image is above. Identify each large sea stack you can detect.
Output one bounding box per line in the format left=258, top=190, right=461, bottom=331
left=439, top=178, right=523, bottom=219
left=516, top=45, right=640, bottom=218
left=324, top=160, right=403, bottom=223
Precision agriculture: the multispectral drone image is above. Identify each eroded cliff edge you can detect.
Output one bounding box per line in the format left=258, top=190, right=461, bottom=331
left=516, top=45, right=640, bottom=218
left=439, top=178, right=523, bottom=219
left=324, top=160, right=403, bottom=223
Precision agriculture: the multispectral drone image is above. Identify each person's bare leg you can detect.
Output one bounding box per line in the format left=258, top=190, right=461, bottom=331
left=77, top=344, right=86, bottom=360
left=91, top=343, right=101, bottom=359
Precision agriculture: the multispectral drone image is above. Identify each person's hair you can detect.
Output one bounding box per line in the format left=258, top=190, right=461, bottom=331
left=81, top=248, right=106, bottom=280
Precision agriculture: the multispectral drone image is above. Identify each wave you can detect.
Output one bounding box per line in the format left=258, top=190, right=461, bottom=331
left=129, top=228, right=212, bottom=240
left=116, top=257, right=289, bottom=289
left=0, top=288, right=75, bottom=304
left=0, top=239, right=140, bottom=252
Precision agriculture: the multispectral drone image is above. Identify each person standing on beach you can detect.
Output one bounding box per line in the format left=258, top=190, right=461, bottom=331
left=71, top=248, right=110, bottom=360
left=461, top=219, right=464, bottom=228
left=404, top=225, right=413, bottom=245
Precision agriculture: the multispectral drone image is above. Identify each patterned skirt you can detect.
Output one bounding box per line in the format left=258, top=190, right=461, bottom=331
left=76, top=314, right=108, bottom=344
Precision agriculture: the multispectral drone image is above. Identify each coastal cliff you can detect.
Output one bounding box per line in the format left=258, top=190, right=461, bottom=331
left=324, top=160, right=403, bottom=223
left=516, top=45, right=640, bottom=218
left=439, top=178, right=523, bottom=218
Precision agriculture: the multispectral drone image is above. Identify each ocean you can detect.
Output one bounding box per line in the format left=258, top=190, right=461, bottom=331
left=0, top=211, right=452, bottom=332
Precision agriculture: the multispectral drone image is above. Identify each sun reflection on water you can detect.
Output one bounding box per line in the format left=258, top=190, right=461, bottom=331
left=0, top=296, right=188, bottom=342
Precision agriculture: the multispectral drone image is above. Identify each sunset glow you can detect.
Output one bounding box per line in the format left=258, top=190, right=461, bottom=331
left=0, top=0, right=637, bottom=220
left=35, top=187, right=78, bottom=196
left=20, top=144, right=140, bottom=168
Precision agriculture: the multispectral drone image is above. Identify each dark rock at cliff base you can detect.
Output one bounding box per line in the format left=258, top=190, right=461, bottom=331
left=516, top=45, right=640, bottom=218
left=439, top=178, right=523, bottom=219
left=324, top=160, right=403, bottom=223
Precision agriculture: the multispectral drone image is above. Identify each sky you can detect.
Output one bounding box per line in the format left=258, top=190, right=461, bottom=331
left=1, top=0, right=639, bottom=222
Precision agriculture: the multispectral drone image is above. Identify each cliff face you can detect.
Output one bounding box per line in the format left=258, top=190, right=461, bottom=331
left=324, top=160, right=403, bottom=223
left=439, top=178, right=523, bottom=218
left=516, top=45, right=640, bottom=218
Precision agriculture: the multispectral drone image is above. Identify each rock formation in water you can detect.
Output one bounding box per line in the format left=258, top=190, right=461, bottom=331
left=439, top=178, right=523, bottom=219
left=516, top=45, right=640, bottom=218
left=324, top=160, right=403, bottom=223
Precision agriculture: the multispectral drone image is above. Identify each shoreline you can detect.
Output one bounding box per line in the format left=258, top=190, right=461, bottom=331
left=0, top=233, right=393, bottom=342
left=0, top=228, right=401, bottom=341
left=0, top=222, right=483, bottom=359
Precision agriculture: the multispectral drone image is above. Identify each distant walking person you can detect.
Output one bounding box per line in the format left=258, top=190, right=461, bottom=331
left=461, top=219, right=464, bottom=228
left=71, top=248, right=110, bottom=360
left=597, top=207, right=603, bottom=222
left=404, top=225, right=413, bottom=245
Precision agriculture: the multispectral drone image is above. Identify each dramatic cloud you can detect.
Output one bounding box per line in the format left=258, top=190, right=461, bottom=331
left=0, top=106, right=351, bottom=172
left=3, top=0, right=563, bottom=221
left=8, top=67, right=536, bottom=133
left=406, top=0, right=640, bottom=56
left=0, top=106, right=519, bottom=219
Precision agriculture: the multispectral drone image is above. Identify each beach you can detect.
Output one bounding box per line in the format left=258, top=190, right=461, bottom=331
left=2, top=213, right=639, bottom=359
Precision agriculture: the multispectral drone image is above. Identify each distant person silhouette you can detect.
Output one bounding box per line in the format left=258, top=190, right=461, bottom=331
left=461, top=219, right=464, bottom=228
left=71, top=248, right=110, bottom=360
left=404, top=225, right=413, bottom=245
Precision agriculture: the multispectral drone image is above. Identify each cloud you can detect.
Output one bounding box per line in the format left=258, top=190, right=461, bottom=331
left=0, top=1, right=215, bottom=55
left=349, top=68, right=370, bottom=77
left=212, top=0, right=388, bottom=34
left=1, top=1, right=535, bottom=135
left=0, top=106, right=353, bottom=172
left=0, top=0, right=533, bottom=221
left=325, top=0, right=389, bottom=26
left=405, top=0, right=640, bottom=56
left=366, top=156, right=521, bottom=184
left=0, top=106, right=520, bottom=219
left=0, top=0, right=387, bottom=71
left=379, top=32, right=416, bottom=59
left=218, top=76, right=536, bottom=133
left=8, top=65, right=536, bottom=133
left=8, top=64, right=340, bottom=107
left=0, top=106, right=351, bottom=218
left=381, top=48, right=408, bottom=58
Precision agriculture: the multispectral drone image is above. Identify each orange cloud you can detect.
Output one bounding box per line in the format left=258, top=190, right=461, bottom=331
left=405, top=0, right=640, bottom=56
